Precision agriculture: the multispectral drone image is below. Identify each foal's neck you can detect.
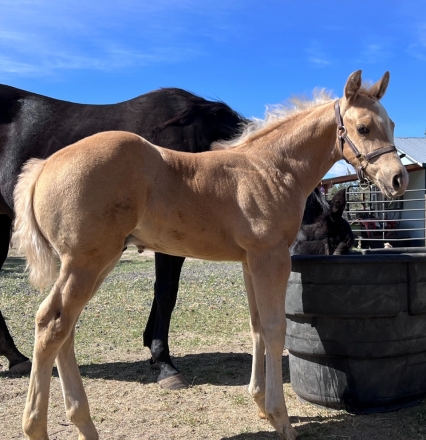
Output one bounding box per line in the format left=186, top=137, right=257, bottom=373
left=257, top=100, right=340, bottom=198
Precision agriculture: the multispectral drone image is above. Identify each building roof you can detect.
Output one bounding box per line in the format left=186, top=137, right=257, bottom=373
left=395, top=138, right=426, bottom=167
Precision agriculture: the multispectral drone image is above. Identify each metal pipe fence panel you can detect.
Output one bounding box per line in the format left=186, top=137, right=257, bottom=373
left=330, top=185, right=426, bottom=249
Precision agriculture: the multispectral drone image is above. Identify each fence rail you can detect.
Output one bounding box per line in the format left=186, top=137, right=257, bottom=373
left=332, top=186, right=426, bottom=248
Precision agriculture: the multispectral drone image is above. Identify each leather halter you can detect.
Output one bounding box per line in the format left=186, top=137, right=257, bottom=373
left=334, top=100, right=397, bottom=182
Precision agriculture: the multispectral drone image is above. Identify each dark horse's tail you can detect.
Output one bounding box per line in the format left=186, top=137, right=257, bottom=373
left=13, top=158, right=58, bottom=289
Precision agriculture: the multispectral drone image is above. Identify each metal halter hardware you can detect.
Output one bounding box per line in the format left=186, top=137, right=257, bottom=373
left=334, top=100, right=397, bottom=183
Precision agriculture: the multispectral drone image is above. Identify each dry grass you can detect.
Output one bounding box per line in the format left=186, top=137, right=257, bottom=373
left=1, top=249, right=425, bottom=439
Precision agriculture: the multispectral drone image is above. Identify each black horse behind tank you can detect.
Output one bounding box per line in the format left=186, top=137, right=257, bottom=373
left=290, top=188, right=354, bottom=256
left=0, top=85, right=354, bottom=387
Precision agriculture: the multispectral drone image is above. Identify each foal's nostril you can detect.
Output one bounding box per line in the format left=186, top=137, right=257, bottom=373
left=392, top=176, right=401, bottom=189
left=393, top=175, right=401, bottom=190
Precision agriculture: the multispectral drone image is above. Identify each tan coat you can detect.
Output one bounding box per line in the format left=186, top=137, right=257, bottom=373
left=14, top=71, right=408, bottom=440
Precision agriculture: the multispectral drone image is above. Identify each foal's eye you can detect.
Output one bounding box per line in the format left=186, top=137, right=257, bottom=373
left=357, top=125, right=369, bottom=135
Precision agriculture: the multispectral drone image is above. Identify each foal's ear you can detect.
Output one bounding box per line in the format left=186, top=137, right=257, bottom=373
left=329, top=188, right=347, bottom=221
left=344, top=70, right=362, bottom=101
left=369, top=71, right=390, bottom=100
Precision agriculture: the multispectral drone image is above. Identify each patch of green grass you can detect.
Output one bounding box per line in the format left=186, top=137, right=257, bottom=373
left=180, top=412, right=204, bottom=427
left=231, top=393, right=249, bottom=406
left=0, top=249, right=250, bottom=366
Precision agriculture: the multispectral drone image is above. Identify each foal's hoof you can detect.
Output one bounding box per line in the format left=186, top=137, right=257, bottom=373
left=158, top=373, right=189, bottom=390
left=258, top=409, right=268, bottom=419
left=9, top=360, right=32, bottom=375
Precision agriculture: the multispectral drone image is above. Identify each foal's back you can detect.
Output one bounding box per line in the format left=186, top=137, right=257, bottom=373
left=31, top=132, right=239, bottom=261
left=30, top=130, right=300, bottom=264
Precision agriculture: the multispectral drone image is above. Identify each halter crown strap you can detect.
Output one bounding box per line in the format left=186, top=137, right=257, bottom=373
left=334, top=100, right=397, bottom=181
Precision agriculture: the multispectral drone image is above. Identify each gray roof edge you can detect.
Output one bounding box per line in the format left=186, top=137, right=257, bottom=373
left=395, top=138, right=426, bottom=167
left=396, top=149, right=422, bottom=167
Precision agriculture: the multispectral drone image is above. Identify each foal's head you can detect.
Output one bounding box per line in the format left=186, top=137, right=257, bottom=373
left=338, top=71, right=408, bottom=198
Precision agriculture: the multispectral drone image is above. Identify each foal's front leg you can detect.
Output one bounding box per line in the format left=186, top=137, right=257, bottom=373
left=242, top=264, right=266, bottom=418
left=245, top=248, right=298, bottom=440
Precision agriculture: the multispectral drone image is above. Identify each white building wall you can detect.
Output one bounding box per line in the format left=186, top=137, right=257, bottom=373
left=400, top=169, right=425, bottom=245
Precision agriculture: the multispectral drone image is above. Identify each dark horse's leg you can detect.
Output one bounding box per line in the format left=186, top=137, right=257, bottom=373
left=0, top=216, right=31, bottom=373
left=143, top=253, right=188, bottom=389
left=0, top=215, right=11, bottom=268
left=0, top=310, right=31, bottom=373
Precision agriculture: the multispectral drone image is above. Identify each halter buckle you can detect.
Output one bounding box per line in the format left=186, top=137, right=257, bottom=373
left=337, top=125, right=347, bottom=139
left=359, top=179, right=371, bottom=191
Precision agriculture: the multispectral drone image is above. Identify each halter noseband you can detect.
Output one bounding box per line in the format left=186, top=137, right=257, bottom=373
left=334, top=100, right=397, bottom=182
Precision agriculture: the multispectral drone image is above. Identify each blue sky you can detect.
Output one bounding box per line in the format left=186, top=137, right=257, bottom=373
left=1, top=0, right=425, bottom=178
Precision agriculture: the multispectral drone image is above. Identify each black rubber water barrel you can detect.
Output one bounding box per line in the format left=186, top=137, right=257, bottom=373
left=285, top=248, right=426, bottom=414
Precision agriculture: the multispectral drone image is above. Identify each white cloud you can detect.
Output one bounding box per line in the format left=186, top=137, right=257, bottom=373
left=407, top=22, right=426, bottom=61
left=407, top=44, right=426, bottom=61
left=0, top=42, right=200, bottom=78
left=0, top=0, right=245, bottom=78
left=305, top=41, right=331, bottom=67
left=0, top=55, right=44, bottom=75
left=419, top=22, right=426, bottom=45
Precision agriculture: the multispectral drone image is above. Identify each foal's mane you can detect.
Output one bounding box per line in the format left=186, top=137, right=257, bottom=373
left=213, top=89, right=335, bottom=150
left=213, top=85, right=378, bottom=150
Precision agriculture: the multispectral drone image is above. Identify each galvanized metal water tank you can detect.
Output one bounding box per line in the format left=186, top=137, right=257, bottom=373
left=285, top=248, right=426, bottom=414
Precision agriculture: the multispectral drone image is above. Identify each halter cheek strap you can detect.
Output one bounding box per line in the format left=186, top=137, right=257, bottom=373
left=334, top=100, right=397, bottom=182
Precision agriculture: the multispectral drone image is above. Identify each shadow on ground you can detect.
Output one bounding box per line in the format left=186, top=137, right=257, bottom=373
left=222, top=410, right=426, bottom=439
left=1, top=256, right=27, bottom=274
left=40, top=352, right=291, bottom=387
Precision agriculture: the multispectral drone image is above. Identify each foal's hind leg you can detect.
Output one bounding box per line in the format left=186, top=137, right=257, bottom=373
left=244, top=248, right=298, bottom=440
left=55, top=255, right=122, bottom=440
left=22, top=259, right=114, bottom=440
left=56, top=328, right=97, bottom=440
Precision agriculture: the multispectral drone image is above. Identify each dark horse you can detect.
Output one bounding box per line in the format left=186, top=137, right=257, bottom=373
left=0, top=85, right=354, bottom=387
left=0, top=85, right=246, bottom=383
left=290, top=188, right=354, bottom=256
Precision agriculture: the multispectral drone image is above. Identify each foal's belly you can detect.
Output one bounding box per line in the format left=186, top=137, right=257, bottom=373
left=126, top=223, right=245, bottom=262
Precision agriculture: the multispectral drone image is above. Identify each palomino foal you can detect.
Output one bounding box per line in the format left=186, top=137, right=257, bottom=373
left=14, top=71, right=407, bottom=440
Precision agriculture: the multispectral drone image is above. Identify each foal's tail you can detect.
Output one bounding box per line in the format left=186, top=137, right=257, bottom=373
left=13, top=159, right=58, bottom=289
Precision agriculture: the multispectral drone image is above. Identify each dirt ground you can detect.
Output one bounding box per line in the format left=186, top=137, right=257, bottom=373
left=1, top=250, right=425, bottom=439
left=2, top=345, right=426, bottom=440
